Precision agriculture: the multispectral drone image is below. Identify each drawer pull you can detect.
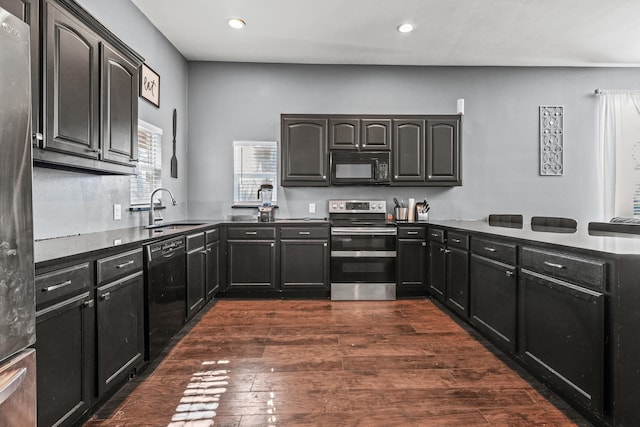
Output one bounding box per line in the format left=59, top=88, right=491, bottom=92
left=505, top=271, right=514, bottom=277
left=483, top=247, right=497, bottom=252
left=407, top=231, right=419, bottom=235
left=544, top=261, right=566, bottom=269
left=298, top=231, right=311, bottom=235
left=440, top=248, right=450, bottom=254
left=451, top=238, right=461, bottom=243
left=245, top=231, right=258, bottom=235
left=42, top=280, right=72, bottom=292
left=100, top=292, right=111, bottom=301
left=116, top=260, right=134, bottom=269
left=431, top=233, right=440, bottom=238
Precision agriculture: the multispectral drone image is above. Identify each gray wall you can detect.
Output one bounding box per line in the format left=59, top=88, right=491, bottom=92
left=187, top=62, right=640, bottom=223
left=33, top=0, right=189, bottom=240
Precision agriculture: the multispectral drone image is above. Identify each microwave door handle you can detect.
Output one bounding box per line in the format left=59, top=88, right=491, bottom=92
left=373, top=159, right=379, bottom=181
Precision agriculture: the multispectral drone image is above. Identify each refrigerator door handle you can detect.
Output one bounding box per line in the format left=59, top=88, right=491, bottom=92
left=0, top=367, right=27, bottom=405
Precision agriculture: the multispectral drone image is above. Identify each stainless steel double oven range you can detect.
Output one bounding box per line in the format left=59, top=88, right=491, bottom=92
left=329, top=200, right=397, bottom=300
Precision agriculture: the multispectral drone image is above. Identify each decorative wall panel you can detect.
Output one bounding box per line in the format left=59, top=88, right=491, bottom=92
left=540, top=106, right=564, bottom=176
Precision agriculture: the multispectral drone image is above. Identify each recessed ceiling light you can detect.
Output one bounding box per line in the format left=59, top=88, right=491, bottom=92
left=397, top=23, right=415, bottom=33
left=227, top=18, right=246, bottom=29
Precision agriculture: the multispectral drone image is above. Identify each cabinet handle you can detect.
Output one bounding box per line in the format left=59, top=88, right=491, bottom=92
left=431, top=233, right=439, bottom=238
left=440, top=248, right=450, bottom=254
left=422, top=242, right=426, bottom=247
left=322, top=176, right=327, bottom=180
left=100, top=292, right=111, bottom=301
left=87, top=148, right=100, bottom=153
left=245, top=231, right=258, bottom=235
left=83, top=299, right=94, bottom=309
left=323, top=242, right=328, bottom=247
left=483, top=247, right=497, bottom=252
left=298, top=231, right=311, bottom=235
left=543, top=261, right=565, bottom=269
left=271, top=242, right=275, bottom=247
left=407, top=231, right=419, bottom=235
left=116, top=260, right=134, bottom=269
left=201, top=250, right=208, bottom=255
left=505, top=271, right=514, bottom=277
left=0, top=367, right=26, bottom=406
left=42, top=280, right=72, bottom=292
left=428, top=175, right=432, bottom=179
left=451, top=238, right=461, bottom=243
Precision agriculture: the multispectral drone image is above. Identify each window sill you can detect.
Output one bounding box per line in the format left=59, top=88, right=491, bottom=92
left=232, top=204, right=279, bottom=209
left=129, top=205, right=167, bottom=212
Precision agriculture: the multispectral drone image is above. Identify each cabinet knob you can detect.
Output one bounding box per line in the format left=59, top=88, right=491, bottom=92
left=83, top=299, right=95, bottom=308
left=323, top=242, right=327, bottom=247
left=33, top=133, right=44, bottom=141
left=505, top=271, right=514, bottom=277
left=100, top=292, right=111, bottom=301
left=422, top=242, right=426, bottom=247
left=322, top=176, right=327, bottom=179
left=271, top=242, right=275, bottom=247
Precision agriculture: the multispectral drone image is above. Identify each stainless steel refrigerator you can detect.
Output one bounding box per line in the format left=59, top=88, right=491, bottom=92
left=0, top=6, right=37, bottom=426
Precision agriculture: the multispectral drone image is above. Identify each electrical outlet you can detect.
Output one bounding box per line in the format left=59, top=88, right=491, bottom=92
left=113, top=204, right=122, bottom=220
left=308, top=203, right=316, bottom=214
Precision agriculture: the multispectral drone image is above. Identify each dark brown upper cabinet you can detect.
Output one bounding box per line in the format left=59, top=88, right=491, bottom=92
left=329, top=118, right=360, bottom=150
left=392, top=119, right=425, bottom=182
left=426, top=117, right=461, bottom=184
left=101, top=43, right=138, bottom=165
left=32, top=0, right=144, bottom=175
left=281, top=117, right=329, bottom=186
left=361, top=118, right=391, bottom=151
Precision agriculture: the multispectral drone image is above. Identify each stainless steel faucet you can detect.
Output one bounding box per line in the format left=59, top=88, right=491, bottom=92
left=147, top=188, right=177, bottom=227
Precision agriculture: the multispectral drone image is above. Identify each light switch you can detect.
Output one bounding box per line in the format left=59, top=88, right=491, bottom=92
left=113, top=204, right=122, bottom=220
left=308, top=203, right=316, bottom=214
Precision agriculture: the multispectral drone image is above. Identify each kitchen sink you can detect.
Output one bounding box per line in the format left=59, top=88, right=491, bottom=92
left=147, top=222, right=206, bottom=233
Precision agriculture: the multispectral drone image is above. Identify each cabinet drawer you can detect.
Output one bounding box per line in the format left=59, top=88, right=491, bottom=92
left=280, top=226, right=329, bottom=239
left=186, top=232, right=205, bottom=251
left=398, top=227, right=426, bottom=239
left=228, top=227, right=276, bottom=239
left=447, top=232, right=469, bottom=250
left=36, top=262, right=91, bottom=306
left=206, top=228, right=219, bottom=244
left=427, top=228, right=445, bottom=243
left=521, top=247, right=606, bottom=290
left=97, top=248, right=143, bottom=284
left=471, top=237, right=517, bottom=265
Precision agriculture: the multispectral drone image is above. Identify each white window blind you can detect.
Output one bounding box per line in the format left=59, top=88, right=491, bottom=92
left=130, top=120, right=163, bottom=206
left=233, top=141, right=278, bottom=206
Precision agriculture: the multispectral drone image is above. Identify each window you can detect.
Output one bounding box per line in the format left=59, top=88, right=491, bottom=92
left=130, top=120, right=163, bottom=206
left=233, top=141, right=278, bottom=206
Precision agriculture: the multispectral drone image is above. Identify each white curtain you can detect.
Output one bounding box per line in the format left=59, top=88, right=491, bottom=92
left=598, top=91, right=640, bottom=220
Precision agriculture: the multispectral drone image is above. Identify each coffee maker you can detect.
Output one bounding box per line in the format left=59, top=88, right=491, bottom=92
left=257, top=184, right=275, bottom=222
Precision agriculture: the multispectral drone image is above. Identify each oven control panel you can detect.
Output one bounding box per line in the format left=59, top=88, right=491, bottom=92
left=328, top=200, right=386, bottom=213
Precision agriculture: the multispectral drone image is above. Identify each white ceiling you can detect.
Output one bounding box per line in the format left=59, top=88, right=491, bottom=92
left=131, top=0, right=640, bottom=67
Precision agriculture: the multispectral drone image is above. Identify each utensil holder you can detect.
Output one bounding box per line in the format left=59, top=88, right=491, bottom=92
left=417, top=212, right=429, bottom=222
left=395, top=207, right=408, bottom=221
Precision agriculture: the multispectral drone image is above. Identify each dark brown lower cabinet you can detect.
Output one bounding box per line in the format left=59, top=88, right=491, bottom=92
left=445, top=246, right=469, bottom=317
left=96, top=271, right=144, bottom=396
left=280, top=239, right=329, bottom=289
left=519, top=269, right=604, bottom=414
left=469, top=254, right=517, bottom=353
left=35, top=291, right=95, bottom=427
left=205, top=239, right=220, bottom=300
left=227, top=240, right=277, bottom=289
left=428, top=241, right=446, bottom=301
left=186, top=233, right=206, bottom=320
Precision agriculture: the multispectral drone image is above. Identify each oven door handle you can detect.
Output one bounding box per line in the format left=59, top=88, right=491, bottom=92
left=331, top=227, right=397, bottom=236
left=331, top=250, right=397, bottom=258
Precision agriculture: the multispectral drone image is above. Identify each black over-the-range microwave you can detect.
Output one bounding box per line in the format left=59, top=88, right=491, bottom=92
left=330, top=151, right=391, bottom=185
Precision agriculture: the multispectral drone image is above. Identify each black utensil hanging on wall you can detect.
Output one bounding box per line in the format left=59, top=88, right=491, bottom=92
left=170, top=108, right=178, bottom=178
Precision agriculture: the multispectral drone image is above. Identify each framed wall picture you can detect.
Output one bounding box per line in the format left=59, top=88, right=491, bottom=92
left=140, top=63, right=160, bottom=107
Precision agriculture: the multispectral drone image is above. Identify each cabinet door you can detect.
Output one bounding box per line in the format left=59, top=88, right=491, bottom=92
left=187, top=248, right=206, bottom=320
left=227, top=240, right=277, bottom=289
left=361, top=119, right=391, bottom=151
left=281, top=117, right=329, bottom=186
left=281, top=239, right=328, bottom=288
left=426, top=118, right=460, bottom=184
left=44, top=1, right=100, bottom=158
left=35, top=292, right=94, bottom=427
left=446, top=247, right=469, bottom=318
left=96, top=272, right=144, bottom=396
left=428, top=241, right=446, bottom=301
left=397, top=239, right=426, bottom=287
left=205, top=241, right=220, bottom=299
left=392, top=120, right=425, bottom=182
left=470, top=254, right=517, bottom=353
left=520, top=270, right=604, bottom=414
left=101, top=43, right=138, bottom=165
left=329, top=118, right=359, bottom=150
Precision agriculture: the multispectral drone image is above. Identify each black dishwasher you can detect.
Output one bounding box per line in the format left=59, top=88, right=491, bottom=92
left=144, top=236, right=186, bottom=361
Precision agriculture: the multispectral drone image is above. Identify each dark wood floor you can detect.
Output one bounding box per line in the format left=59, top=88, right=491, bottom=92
left=85, top=299, right=591, bottom=426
